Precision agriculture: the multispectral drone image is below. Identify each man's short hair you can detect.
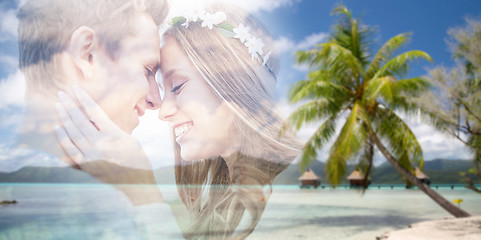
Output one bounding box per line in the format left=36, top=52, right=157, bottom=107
left=18, top=0, right=168, bottom=90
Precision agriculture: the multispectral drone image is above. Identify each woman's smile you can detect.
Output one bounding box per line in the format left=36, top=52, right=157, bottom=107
left=173, top=121, right=194, bottom=142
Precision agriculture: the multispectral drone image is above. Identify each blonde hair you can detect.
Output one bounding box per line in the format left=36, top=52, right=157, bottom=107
left=164, top=3, right=301, bottom=239
left=18, top=0, right=169, bottom=92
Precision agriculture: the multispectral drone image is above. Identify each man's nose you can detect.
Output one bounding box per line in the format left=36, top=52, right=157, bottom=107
left=146, top=78, right=162, bottom=110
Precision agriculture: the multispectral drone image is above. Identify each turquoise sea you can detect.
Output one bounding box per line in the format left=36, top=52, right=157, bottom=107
left=1, top=183, right=480, bottom=240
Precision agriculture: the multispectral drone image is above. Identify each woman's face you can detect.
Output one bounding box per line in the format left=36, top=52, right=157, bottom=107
left=158, top=36, right=239, bottom=161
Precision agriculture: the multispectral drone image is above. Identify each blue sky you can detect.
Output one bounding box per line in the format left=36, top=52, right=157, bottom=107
left=0, top=0, right=479, bottom=168
left=252, top=0, right=481, bottom=96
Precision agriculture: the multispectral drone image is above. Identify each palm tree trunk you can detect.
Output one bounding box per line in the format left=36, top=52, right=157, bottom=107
left=369, top=131, right=471, bottom=218
left=361, top=141, right=374, bottom=191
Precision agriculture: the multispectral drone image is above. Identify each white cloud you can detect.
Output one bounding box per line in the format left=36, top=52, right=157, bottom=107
left=273, top=36, right=296, bottom=54
left=274, top=32, right=327, bottom=72
left=401, top=114, right=471, bottom=161
left=0, top=8, right=18, bottom=41
left=296, top=32, right=328, bottom=50
left=168, top=0, right=299, bottom=13
left=224, top=0, right=300, bottom=12
left=274, top=32, right=328, bottom=54
left=0, top=69, right=25, bottom=108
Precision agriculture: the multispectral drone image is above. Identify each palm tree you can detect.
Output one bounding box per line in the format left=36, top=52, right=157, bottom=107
left=285, top=5, right=470, bottom=217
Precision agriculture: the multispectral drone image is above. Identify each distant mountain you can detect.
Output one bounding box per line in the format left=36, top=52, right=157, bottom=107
left=0, top=166, right=100, bottom=183
left=0, top=159, right=477, bottom=185
left=0, top=163, right=175, bottom=184
left=273, top=159, right=478, bottom=185
left=372, top=159, right=476, bottom=184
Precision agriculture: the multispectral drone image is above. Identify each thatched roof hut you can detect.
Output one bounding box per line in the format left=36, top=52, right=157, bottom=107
left=298, top=169, right=321, bottom=188
left=346, top=170, right=365, bottom=180
left=415, top=167, right=431, bottom=185
left=346, top=169, right=371, bottom=187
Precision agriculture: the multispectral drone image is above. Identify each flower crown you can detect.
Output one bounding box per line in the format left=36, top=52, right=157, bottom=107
left=168, top=8, right=272, bottom=68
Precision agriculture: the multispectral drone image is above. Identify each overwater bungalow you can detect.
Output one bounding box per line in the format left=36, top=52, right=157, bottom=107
left=406, top=167, right=431, bottom=188
left=346, top=169, right=371, bottom=188
left=415, top=167, right=431, bottom=185
left=298, top=169, right=321, bottom=188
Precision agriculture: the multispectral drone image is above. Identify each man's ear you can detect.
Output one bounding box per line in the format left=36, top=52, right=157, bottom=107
left=68, top=26, right=98, bottom=80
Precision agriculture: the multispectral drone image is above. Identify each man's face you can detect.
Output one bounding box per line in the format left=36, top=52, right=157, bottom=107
left=82, top=13, right=161, bottom=134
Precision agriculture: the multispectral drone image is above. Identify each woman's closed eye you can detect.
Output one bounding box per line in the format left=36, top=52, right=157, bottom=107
left=171, top=81, right=187, bottom=95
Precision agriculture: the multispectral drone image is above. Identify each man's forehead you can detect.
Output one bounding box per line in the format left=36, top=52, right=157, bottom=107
left=116, top=13, right=160, bottom=60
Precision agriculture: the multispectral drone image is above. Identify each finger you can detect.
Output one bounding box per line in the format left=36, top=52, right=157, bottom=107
left=54, top=125, right=82, bottom=169
left=56, top=102, right=95, bottom=156
left=72, top=85, right=121, bottom=132
left=58, top=91, right=99, bottom=139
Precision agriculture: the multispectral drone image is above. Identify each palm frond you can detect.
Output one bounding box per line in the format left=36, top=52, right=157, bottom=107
left=363, top=76, right=396, bottom=106
left=295, top=49, right=322, bottom=66
left=330, top=3, right=372, bottom=67
left=397, top=151, right=415, bottom=170
left=287, top=70, right=352, bottom=103
left=392, top=77, right=431, bottom=95
left=366, top=33, right=412, bottom=79
left=284, top=99, right=343, bottom=130
left=298, top=114, right=339, bottom=171
left=318, top=42, right=365, bottom=83
left=387, top=78, right=430, bottom=114
left=288, top=79, right=318, bottom=103
left=325, top=154, right=348, bottom=186
left=397, top=151, right=416, bottom=185
left=356, top=136, right=374, bottom=173
left=373, top=106, right=424, bottom=167
left=326, top=103, right=369, bottom=184
left=390, top=94, right=423, bottom=115
left=331, top=4, right=351, bottom=19
left=374, top=50, right=433, bottom=79
left=364, top=76, right=430, bottom=108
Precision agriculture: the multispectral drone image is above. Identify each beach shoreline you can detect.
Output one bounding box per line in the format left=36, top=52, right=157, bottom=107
left=378, top=215, right=481, bottom=240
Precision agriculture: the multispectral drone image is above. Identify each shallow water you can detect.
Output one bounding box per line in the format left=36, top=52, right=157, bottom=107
left=252, top=185, right=481, bottom=240
left=1, top=183, right=480, bottom=239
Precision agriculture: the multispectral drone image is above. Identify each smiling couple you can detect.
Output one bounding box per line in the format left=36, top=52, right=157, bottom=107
left=8, top=0, right=301, bottom=239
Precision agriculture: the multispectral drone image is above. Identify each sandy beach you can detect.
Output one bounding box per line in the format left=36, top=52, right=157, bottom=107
left=246, top=186, right=481, bottom=240
left=379, top=215, right=481, bottom=240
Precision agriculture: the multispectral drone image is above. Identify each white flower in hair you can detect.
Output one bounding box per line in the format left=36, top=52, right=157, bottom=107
left=245, top=36, right=264, bottom=59
left=187, top=7, right=205, bottom=23
left=201, top=11, right=227, bottom=29
left=179, top=6, right=205, bottom=27
left=181, top=21, right=189, bottom=28
left=171, top=8, right=273, bottom=70
left=233, top=23, right=252, bottom=43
